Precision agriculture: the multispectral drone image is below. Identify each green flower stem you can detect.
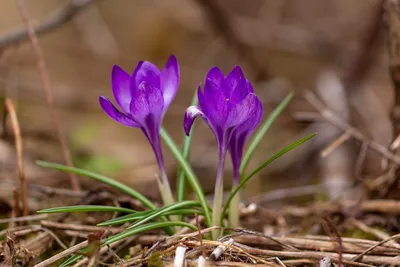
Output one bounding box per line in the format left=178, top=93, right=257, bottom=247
left=160, top=128, right=212, bottom=228
left=176, top=92, right=198, bottom=203
left=228, top=188, right=240, bottom=228
left=212, top=149, right=226, bottom=239
left=221, top=133, right=316, bottom=225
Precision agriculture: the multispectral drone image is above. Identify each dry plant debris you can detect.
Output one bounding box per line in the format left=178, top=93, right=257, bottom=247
left=1, top=206, right=400, bottom=266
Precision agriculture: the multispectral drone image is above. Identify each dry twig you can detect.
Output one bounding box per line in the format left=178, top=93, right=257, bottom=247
left=0, top=0, right=98, bottom=46
left=40, top=220, right=123, bottom=234
left=304, top=90, right=400, bottom=164
left=348, top=218, right=400, bottom=248
left=33, top=240, right=88, bottom=267
left=0, top=214, right=47, bottom=224
left=3, top=98, right=28, bottom=216
left=16, top=0, right=80, bottom=191
left=194, top=0, right=267, bottom=81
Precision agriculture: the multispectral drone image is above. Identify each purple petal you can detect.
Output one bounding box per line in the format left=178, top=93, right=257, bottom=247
left=197, top=84, right=209, bottom=116
left=229, top=131, right=245, bottom=184
left=223, top=66, right=246, bottom=100
left=160, top=55, right=179, bottom=109
left=226, top=93, right=259, bottom=128
left=184, top=106, right=210, bottom=136
left=99, top=96, right=140, bottom=128
left=132, top=61, right=161, bottom=91
left=111, top=65, right=132, bottom=114
left=229, top=99, right=262, bottom=184
left=246, top=79, right=254, bottom=93
left=203, top=79, right=228, bottom=126
left=130, top=82, right=164, bottom=125
left=205, top=67, right=224, bottom=91
left=238, top=97, right=263, bottom=134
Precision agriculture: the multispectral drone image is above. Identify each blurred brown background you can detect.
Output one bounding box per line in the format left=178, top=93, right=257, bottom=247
left=0, top=0, right=396, bottom=207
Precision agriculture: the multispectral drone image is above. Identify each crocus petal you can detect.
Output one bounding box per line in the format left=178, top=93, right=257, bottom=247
left=205, top=67, right=224, bottom=90
left=132, top=61, right=161, bottom=91
left=184, top=106, right=211, bottom=136
left=203, top=79, right=228, bottom=126
left=226, top=93, right=259, bottom=128
left=246, top=79, right=255, bottom=93
left=160, top=55, right=179, bottom=109
left=99, top=96, right=140, bottom=128
left=111, top=65, right=132, bottom=113
left=142, top=113, right=162, bottom=149
left=130, top=82, right=164, bottom=125
left=223, top=66, right=246, bottom=101
left=229, top=98, right=263, bottom=184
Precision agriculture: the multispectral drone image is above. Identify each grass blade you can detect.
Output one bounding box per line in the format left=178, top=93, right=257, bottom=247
left=106, top=221, right=198, bottom=244
left=126, top=200, right=201, bottom=229
left=36, top=161, right=174, bottom=235
left=221, top=132, right=316, bottom=225
left=176, top=92, right=198, bottom=203
left=98, top=208, right=203, bottom=226
left=36, top=161, right=156, bottom=210
left=240, top=92, right=294, bottom=176
left=38, top=205, right=136, bottom=214
left=160, top=128, right=212, bottom=227
left=60, top=221, right=197, bottom=267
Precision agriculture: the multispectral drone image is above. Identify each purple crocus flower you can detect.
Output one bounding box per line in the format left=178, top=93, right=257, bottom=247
left=99, top=55, right=179, bottom=205
left=184, top=66, right=262, bottom=229
left=228, top=87, right=263, bottom=186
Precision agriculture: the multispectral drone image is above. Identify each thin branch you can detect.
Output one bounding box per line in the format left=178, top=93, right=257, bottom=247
left=0, top=0, right=97, bottom=47
left=0, top=214, right=47, bottom=224
left=16, top=0, right=81, bottom=191
left=40, top=220, right=122, bottom=234
left=195, top=212, right=206, bottom=258
left=348, top=218, right=400, bottom=249
left=194, top=0, right=268, bottom=81
left=304, top=90, right=400, bottom=165
left=33, top=240, right=88, bottom=267
left=4, top=99, right=28, bottom=216
left=12, top=188, right=20, bottom=226
left=343, top=0, right=384, bottom=90
left=321, top=131, right=352, bottom=158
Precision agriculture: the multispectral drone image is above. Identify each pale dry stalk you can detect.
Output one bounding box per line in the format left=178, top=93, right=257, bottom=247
left=15, top=0, right=80, bottom=191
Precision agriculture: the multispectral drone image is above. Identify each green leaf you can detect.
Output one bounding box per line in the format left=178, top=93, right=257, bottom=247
left=75, top=156, right=124, bottom=177
left=36, top=161, right=173, bottom=235
left=176, top=92, right=198, bottom=203
left=38, top=205, right=136, bottom=214
left=36, top=161, right=156, bottom=210
left=126, top=201, right=201, bottom=230
left=60, top=221, right=197, bottom=267
left=221, top=132, right=317, bottom=225
left=106, top=221, right=198, bottom=244
left=98, top=208, right=204, bottom=226
left=240, top=92, right=294, bottom=176
left=160, top=128, right=212, bottom=228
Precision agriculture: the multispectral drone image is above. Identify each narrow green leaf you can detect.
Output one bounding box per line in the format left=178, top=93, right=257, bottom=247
left=105, top=221, right=197, bottom=244
left=176, top=92, right=198, bottom=203
left=240, top=92, right=294, bottom=176
left=36, top=161, right=156, bottom=210
left=221, top=132, right=316, bottom=225
left=126, top=201, right=201, bottom=229
left=98, top=208, right=204, bottom=226
left=36, top=161, right=174, bottom=235
left=160, top=128, right=212, bottom=228
left=60, top=221, right=197, bottom=267
left=38, top=205, right=136, bottom=214
left=60, top=255, right=81, bottom=267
